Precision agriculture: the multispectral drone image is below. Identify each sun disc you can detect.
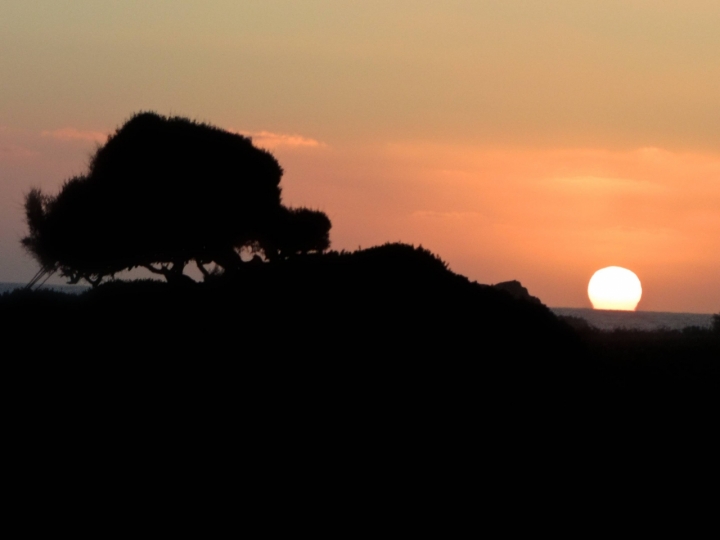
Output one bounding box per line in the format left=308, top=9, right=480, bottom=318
left=588, top=266, right=642, bottom=311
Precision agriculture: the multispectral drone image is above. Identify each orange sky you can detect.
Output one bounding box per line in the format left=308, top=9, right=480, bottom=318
left=1, top=2, right=719, bottom=312
left=273, top=142, right=720, bottom=312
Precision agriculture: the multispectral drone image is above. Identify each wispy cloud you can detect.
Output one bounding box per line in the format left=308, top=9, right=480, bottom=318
left=41, top=128, right=108, bottom=143
left=235, top=130, right=325, bottom=150
left=41, top=126, right=321, bottom=149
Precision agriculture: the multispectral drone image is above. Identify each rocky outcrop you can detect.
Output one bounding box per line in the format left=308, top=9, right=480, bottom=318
left=493, top=280, right=542, bottom=304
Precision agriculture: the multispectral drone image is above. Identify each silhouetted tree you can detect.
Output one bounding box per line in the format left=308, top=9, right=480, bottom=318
left=22, top=112, right=331, bottom=285
left=271, top=207, right=332, bottom=260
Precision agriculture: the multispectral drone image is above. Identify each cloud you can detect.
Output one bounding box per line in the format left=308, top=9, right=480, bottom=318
left=41, top=126, right=322, bottom=150
left=41, top=128, right=108, bottom=143
left=235, top=130, right=325, bottom=150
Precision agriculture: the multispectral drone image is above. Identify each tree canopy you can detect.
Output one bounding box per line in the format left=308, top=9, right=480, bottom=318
left=22, top=112, right=331, bottom=285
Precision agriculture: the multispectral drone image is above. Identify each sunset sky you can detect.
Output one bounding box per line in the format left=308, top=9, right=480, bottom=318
left=1, top=1, right=719, bottom=312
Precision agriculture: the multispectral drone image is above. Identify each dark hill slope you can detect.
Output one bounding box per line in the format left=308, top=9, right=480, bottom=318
left=4, top=244, right=718, bottom=488
left=3, top=244, right=585, bottom=413
left=3, top=244, right=579, bottom=359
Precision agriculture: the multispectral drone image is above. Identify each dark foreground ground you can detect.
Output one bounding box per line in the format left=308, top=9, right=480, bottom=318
left=2, top=245, right=718, bottom=503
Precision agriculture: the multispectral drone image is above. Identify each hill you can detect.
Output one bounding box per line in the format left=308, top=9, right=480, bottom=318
left=2, top=243, right=717, bottom=436
left=2, top=244, right=583, bottom=403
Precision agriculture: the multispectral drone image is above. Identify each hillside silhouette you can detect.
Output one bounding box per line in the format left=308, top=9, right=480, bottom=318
left=4, top=243, right=717, bottom=417
left=3, top=243, right=718, bottom=496
left=3, top=242, right=591, bottom=434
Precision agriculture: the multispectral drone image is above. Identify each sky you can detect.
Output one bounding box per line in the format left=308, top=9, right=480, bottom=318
left=1, top=1, right=719, bottom=312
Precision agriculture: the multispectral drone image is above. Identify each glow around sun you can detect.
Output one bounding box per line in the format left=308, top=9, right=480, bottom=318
left=588, top=267, right=642, bottom=311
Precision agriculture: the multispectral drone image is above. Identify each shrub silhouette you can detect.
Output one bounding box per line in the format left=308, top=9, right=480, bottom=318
left=22, top=112, right=331, bottom=285
left=273, top=207, right=332, bottom=259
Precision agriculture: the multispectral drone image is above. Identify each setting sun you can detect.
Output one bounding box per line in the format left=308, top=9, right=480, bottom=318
left=588, top=267, right=643, bottom=311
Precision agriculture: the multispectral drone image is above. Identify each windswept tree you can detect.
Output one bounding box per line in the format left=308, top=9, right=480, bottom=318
left=22, top=112, right=331, bottom=285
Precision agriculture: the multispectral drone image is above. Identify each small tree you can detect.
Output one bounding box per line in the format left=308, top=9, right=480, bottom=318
left=270, top=207, right=332, bottom=260
left=22, top=112, right=331, bottom=285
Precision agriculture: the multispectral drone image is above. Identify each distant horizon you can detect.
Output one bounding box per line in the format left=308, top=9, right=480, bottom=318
left=0, top=279, right=714, bottom=316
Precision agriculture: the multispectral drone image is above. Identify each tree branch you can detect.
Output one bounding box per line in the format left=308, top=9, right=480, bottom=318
left=142, top=263, right=169, bottom=276
left=196, top=261, right=210, bottom=279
